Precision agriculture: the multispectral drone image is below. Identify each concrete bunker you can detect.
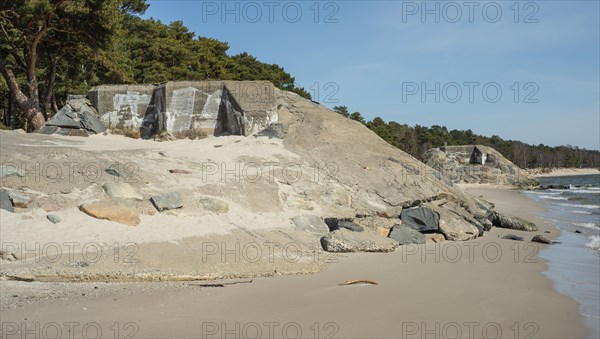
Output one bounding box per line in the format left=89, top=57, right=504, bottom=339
left=138, top=81, right=277, bottom=139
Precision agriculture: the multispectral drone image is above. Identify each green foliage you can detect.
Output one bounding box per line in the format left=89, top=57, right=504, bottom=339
left=0, top=0, right=310, bottom=127
left=333, top=106, right=349, bottom=117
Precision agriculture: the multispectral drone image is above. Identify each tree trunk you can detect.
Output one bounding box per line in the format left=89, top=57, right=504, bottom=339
left=43, top=54, right=61, bottom=119
left=0, top=65, right=46, bottom=131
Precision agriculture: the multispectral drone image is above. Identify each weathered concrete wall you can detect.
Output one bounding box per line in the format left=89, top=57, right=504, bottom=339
left=88, top=85, right=155, bottom=129
left=140, top=81, right=277, bottom=139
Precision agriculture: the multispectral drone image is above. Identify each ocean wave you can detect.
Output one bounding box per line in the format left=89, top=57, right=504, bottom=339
left=557, top=203, right=600, bottom=209
left=572, top=210, right=592, bottom=215
left=585, top=235, right=600, bottom=252
left=564, top=189, right=600, bottom=194
left=574, top=222, right=600, bottom=229
left=539, top=195, right=569, bottom=200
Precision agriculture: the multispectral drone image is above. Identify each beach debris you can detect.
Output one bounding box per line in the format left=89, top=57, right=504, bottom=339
left=425, top=233, right=446, bottom=243
left=388, top=225, right=425, bottom=245
left=188, top=280, right=253, bottom=288
left=151, top=192, right=183, bottom=211
left=400, top=206, right=440, bottom=232
left=102, top=182, right=144, bottom=201
left=292, top=215, right=330, bottom=235
left=8, top=192, right=31, bottom=208
left=79, top=202, right=140, bottom=226
left=321, top=229, right=399, bottom=253
left=531, top=235, right=552, bottom=245
left=0, top=192, right=14, bottom=212
left=502, top=234, right=524, bottom=241
left=169, top=169, right=193, bottom=174
left=339, top=280, right=378, bottom=286
left=490, top=212, right=538, bottom=232
left=574, top=230, right=582, bottom=234
left=198, top=197, right=229, bottom=214
left=46, top=214, right=62, bottom=224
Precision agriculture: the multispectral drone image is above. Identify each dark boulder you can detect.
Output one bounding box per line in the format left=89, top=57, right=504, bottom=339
left=400, top=206, right=440, bottom=232
left=388, top=225, right=425, bottom=245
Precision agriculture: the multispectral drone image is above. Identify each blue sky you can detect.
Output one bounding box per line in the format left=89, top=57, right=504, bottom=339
left=144, top=1, right=600, bottom=149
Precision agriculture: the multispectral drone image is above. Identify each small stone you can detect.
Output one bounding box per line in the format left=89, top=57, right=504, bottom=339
left=102, top=182, right=143, bottom=201
left=80, top=202, right=140, bottom=226
left=198, top=197, right=229, bottom=213
left=425, top=233, right=446, bottom=243
left=8, top=192, right=31, bottom=208
left=531, top=235, right=552, bottom=245
left=0, top=192, right=14, bottom=212
left=47, top=214, right=62, bottom=224
left=574, top=230, right=582, bottom=234
left=151, top=192, right=183, bottom=211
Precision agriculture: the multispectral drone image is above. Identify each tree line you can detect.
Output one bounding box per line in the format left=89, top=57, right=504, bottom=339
left=1, top=1, right=597, bottom=169
left=0, top=0, right=310, bottom=130
left=333, top=106, right=600, bottom=169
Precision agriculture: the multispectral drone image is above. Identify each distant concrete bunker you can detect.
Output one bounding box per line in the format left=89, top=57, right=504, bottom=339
left=89, top=81, right=278, bottom=139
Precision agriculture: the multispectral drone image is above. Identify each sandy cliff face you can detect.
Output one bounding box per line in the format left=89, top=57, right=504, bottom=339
left=0, top=88, right=491, bottom=281
left=424, top=145, right=538, bottom=187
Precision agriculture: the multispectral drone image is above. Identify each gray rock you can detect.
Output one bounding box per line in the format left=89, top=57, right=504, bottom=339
left=0, top=165, right=25, bottom=178
left=292, top=215, right=329, bottom=235
left=199, top=197, right=229, bottom=213
left=8, top=192, right=31, bottom=208
left=400, top=206, right=440, bottom=232
left=151, top=192, right=183, bottom=211
left=0, top=192, right=14, bottom=212
left=388, top=225, right=426, bottom=245
left=502, top=234, right=524, bottom=241
left=79, top=106, right=106, bottom=134
left=433, top=205, right=480, bottom=241
left=320, top=229, right=399, bottom=253
left=531, top=235, right=552, bottom=244
left=45, top=106, right=81, bottom=128
left=476, top=217, right=493, bottom=231
left=37, top=125, right=59, bottom=135
left=491, top=212, right=538, bottom=232
left=47, top=214, right=62, bottom=224
left=337, top=220, right=364, bottom=232
left=102, top=182, right=144, bottom=201
left=66, top=97, right=91, bottom=111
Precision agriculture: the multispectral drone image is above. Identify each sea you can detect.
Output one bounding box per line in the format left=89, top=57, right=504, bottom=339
left=523, top=174, right=600, bottom=338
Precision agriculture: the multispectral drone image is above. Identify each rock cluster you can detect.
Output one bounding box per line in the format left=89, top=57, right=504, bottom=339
left=38, top=96, right=106, bottom=136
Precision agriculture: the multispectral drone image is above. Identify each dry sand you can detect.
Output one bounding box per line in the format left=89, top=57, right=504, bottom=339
left=0, top=187, right=589, bottom=338
left=529, top=168, right=600, bottom=178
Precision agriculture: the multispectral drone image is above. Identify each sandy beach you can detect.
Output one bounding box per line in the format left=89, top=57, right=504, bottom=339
left=1, top=187, right=589, bottom=338
left=528, top=168, right=600, bottom=178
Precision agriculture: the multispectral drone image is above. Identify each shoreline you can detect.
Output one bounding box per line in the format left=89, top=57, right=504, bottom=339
left=0, top=186, right=590, bottom=338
